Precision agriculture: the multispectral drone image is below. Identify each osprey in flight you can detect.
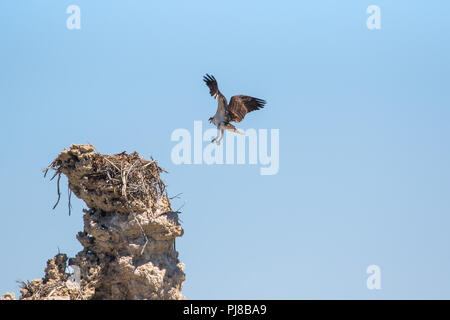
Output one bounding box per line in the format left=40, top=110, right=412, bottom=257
left=203, top=74, right=266, bottom=145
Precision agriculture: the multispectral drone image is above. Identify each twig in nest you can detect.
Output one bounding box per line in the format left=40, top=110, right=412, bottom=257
left=121, top=160, right=139, bottom=200
left=16, top=279, right=30, bottom=289
left=48, top=284, right=64, bottom=298
left=103, top=157, right=120, bottom=171
left=53, top=173, right=62, bottom=210
left=142, top=160, right=156, bottom=168
left=43, top=162, right=57, bottom=178
left=121, top=162, right=127, bottom=200
left=68, top=184, right=72, bottom=216
left=50, top=170, right=59, bottom=181
left=169, top=193, right=183, bottom=200
left=76, top=287, right=83, bottom=300
left=174, top=201, right=186, bottom=213
left=126, top=160, right=139, bottom=179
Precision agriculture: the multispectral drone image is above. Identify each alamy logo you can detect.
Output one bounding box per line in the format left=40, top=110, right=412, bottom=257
left=366, top=5, right=381, bottom=30
left=170, top=121, right=279, bottom=175
left=366, top=265, right=381, bottom=290
left=66, top=5, right=81, bottom=30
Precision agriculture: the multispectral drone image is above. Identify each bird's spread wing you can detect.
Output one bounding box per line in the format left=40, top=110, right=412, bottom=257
left=226, top=95, right=266, bottom=123
left=203, top=74, right=223, bottom=99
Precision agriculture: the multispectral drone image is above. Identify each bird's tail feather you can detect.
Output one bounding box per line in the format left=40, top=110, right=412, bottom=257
left=223, top=122, right=245, bottom=135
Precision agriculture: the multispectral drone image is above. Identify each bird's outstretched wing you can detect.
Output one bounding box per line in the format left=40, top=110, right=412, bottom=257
left=226, top=95, right=266, bottom=123
left=203, top=74, right=224, bottom=99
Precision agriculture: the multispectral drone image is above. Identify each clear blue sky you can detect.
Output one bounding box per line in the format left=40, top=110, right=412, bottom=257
left=1, top=1, right=449, bottom=299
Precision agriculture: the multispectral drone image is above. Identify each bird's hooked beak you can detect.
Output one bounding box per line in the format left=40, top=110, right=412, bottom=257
left=208, top=117, right=215, bottom=125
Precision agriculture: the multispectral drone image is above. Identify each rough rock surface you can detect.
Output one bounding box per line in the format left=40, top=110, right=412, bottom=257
left=0, top=292, right=15, bottom=300
left=14, top=144, right=185, bottom=300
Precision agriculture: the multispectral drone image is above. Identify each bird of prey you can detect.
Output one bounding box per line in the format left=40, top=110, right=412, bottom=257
left=203, top=74, right=266, bottom=145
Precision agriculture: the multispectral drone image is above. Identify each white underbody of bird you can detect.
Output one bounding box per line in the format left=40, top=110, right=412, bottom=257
left=203, top=74, right=266, bottom=145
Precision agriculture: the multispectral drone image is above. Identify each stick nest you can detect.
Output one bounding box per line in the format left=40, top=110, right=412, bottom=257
left=44, top=144, right=170, bottom=214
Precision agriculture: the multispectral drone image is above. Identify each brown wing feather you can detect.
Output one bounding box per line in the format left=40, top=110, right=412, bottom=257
left=203, top=74, right=223, bottom=99
left=226, top=95, right=266, bottom=123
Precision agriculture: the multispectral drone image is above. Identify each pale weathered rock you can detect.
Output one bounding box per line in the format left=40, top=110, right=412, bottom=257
left=14, top=144, right=185, bottom=300
left=0, top=292, right=15, bottom=300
